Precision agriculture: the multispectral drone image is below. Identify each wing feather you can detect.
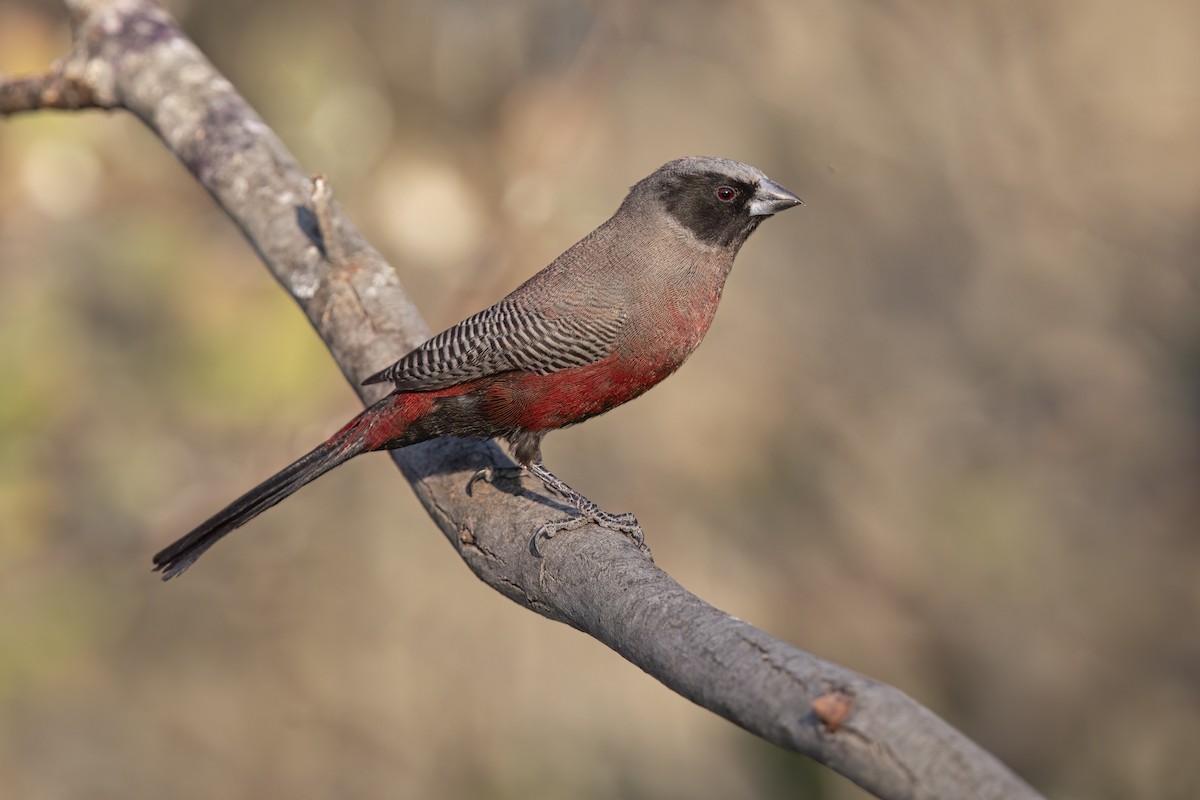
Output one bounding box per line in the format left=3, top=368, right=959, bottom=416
left=362, top=298, right=626, bottom=391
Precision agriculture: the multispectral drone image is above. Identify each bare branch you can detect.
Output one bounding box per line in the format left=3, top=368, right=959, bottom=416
left=0, top=69, right=109, bottom=114
left=4, top=2, right=1045, bottom=798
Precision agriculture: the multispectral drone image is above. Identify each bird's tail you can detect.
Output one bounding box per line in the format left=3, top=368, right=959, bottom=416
left=153, top=392, right=408, bottom=580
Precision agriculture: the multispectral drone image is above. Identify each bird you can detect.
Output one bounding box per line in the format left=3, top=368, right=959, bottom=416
left=153, top=156, right=801, bottom=579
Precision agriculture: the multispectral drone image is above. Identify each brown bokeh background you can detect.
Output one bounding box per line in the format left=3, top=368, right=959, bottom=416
left=2, top=1, right=1198, bottom=798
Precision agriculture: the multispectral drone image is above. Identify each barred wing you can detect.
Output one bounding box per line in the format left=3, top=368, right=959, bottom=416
left=362, top=298, right=627, bottom=391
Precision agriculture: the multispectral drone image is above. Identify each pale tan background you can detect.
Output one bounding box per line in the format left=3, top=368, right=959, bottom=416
left=1, top=1, right=1198, bottom=798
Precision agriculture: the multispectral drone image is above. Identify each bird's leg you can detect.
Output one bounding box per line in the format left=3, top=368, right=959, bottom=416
left=466, top=464, right=525, bottom=496
left=526, top=462, right=649, bottom=558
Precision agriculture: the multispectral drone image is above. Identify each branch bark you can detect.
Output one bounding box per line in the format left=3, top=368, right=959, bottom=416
left=2, top=2, right=1044, bottom=798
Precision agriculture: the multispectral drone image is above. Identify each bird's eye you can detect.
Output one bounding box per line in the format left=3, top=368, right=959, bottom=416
left=716, top=186, right=737, bottom=202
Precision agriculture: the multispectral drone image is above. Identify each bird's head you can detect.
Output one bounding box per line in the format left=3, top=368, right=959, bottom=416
left=628, top=156, right=802, bottom=250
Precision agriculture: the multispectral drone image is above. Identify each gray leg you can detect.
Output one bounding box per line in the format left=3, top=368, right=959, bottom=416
left=466, top=465, right=525, bottom=496
left=527, top=462, right=648, bottom=557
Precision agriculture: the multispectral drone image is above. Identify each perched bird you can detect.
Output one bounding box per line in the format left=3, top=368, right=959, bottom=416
left=154, top=157, right=801, bottom=579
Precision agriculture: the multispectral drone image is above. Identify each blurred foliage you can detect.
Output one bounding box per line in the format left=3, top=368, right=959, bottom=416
left=2, top=0, right=1199, bottom=798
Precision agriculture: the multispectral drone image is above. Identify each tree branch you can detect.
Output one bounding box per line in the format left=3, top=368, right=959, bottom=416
left=0, top=70, right=109, bottom=114
left=2, top=2, right=1044, bottom=798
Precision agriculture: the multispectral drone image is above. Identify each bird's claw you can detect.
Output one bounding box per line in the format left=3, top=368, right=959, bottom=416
left=466, top=465, right=525, bottom=496
left=530, top=511, right=650, bottom=559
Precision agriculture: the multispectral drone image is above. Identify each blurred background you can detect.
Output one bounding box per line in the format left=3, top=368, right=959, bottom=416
left=1, top=0, right=1198, bottom=797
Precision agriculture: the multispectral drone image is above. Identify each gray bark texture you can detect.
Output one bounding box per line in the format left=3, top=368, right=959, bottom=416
left=1, top=2, right=1045, bottom=798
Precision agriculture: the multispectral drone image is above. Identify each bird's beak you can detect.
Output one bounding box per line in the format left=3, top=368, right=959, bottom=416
left=748, top=177, right=803, bottom=216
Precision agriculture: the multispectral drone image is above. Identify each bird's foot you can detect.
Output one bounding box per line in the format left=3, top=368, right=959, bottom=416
left=522, top=461, right=652, bottom=558
left=466, top=465, right=525, bottom=496
left=530, top=509, right=650, bottom=559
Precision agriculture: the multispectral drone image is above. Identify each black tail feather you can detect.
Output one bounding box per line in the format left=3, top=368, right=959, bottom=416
left=153, top=439, right=359, bottom=580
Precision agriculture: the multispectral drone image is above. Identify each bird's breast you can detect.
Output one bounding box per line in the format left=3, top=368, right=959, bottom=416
left=483, top=351, right=673, bottom=433
left=645, top=274, right=726, bottom=358
left=484, top=281, right=725, bottom=433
